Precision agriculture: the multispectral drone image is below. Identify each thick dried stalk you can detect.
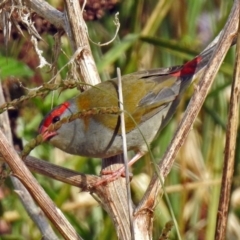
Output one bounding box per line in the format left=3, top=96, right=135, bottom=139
left=63, top=0, right=101, bottom=87
left=0, top=130, right=82, bottom=240
left=215, top=5, right=240, bottom=240
left=62, top=0, right=133, bottom=239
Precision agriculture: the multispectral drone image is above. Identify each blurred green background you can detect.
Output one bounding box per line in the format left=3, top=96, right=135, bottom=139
left=0, top=0, right=238, bottom=239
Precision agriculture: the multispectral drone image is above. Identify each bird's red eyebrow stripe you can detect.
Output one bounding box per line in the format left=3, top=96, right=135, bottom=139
left=43, top=102, right=70, bottom=128
left=171, top=56, right=202, bottom=77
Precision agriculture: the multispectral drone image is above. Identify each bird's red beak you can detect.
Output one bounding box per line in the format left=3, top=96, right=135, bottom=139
left=39, top=126, right=57, bottom=141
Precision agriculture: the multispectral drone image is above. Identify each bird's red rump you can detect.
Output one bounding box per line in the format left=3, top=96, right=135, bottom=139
left=171, top=56, right=202, bottom=77
left=40, top=102, right=70, bottom=129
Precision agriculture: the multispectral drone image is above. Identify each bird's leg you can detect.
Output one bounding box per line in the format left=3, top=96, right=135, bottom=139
left=94, top=152, right=144, bottom=187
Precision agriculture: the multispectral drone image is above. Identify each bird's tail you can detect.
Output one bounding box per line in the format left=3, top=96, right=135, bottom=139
left=189, top=32, right=237, bottom=76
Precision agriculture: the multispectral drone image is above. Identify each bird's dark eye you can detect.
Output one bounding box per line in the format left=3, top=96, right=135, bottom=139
left=52, top=116, right=60, bottom=123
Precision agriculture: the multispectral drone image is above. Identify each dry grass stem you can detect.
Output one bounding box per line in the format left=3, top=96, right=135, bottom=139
left=215, top=3, right=240, bottom=239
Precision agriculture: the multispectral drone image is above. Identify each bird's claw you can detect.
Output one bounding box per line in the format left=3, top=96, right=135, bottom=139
left=93, top=167, right=132, bottom=187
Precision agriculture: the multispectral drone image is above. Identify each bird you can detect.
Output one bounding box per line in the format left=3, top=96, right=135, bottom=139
left=38, top=45, right=215, bottom=184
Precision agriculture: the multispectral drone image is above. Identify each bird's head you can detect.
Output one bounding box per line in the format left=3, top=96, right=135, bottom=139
left=39, top=102, right=71, bottom=143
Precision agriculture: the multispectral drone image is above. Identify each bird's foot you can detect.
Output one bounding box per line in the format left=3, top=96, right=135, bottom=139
left=93, top=167, right=132, bottom=187
left=100, top=167, right=127, bottom=177
left=93, top=152, right=144, bottom=187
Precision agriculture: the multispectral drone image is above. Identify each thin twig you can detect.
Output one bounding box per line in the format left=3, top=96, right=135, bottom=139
left=215, top=4, right=240, bottom=239
left=117, top=68, right=135, bottom=240
left=88, top=12, right=120, bottom=46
